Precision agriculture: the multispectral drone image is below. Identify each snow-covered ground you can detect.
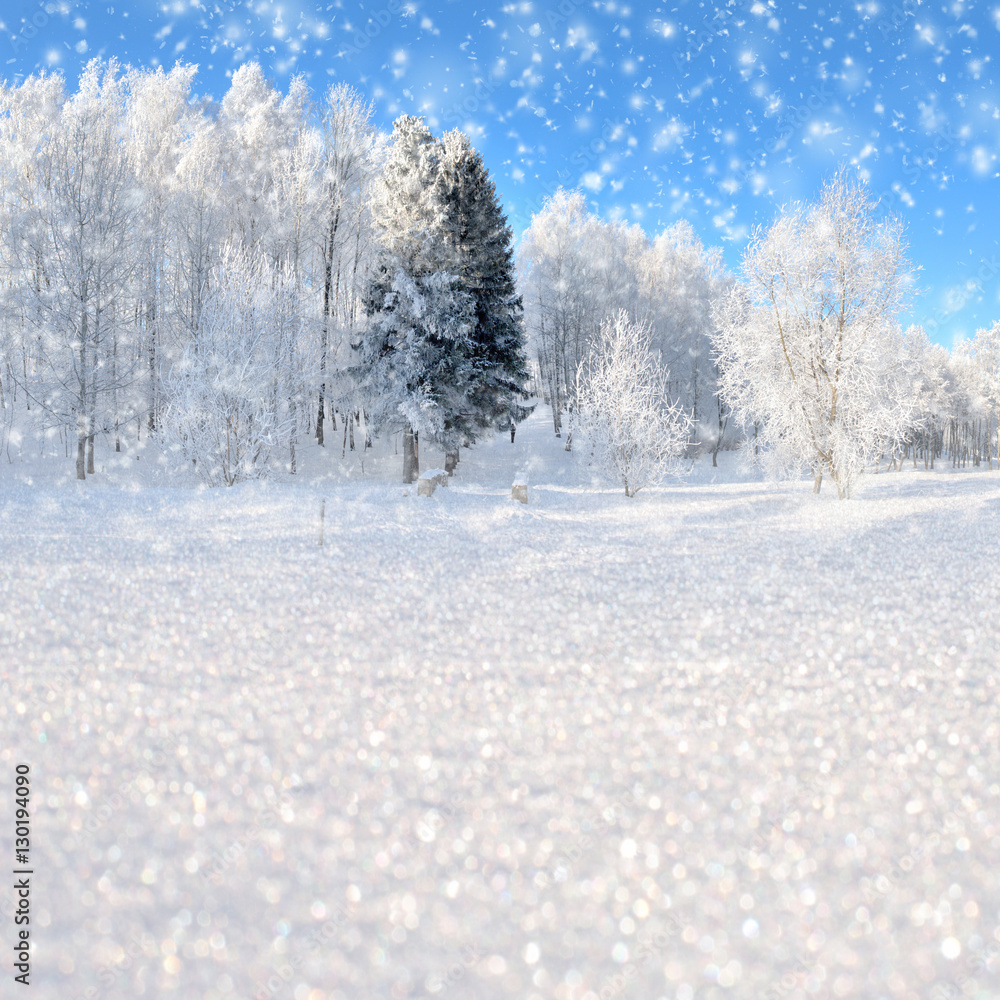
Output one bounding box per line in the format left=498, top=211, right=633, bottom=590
left=2, top=407, right=999, bottom=1000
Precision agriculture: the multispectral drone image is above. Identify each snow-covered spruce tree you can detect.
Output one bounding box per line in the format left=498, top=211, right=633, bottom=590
left=713, top=169, right=913, bottom=498
left=355, top=116, right=528, bottom=481
left=361, top=267, right=475, bottom=482
left=434, top=130, right=529, bottom=468
left=355, top=116, right=469, bottom=482
left=577, top=310, right=689, bottom=497
left=162, top=245, right=302, bottom=486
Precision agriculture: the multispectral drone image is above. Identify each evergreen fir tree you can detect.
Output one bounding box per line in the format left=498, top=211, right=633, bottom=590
left=355, top=117, right=529, bottom=481
left=354, top=116, right=469, bottom=481
left=437, top=131, right=530, bottom=456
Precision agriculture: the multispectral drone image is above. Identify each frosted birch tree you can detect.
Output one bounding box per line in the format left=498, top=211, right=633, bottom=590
left=169, top=106, right=225, bottom=347
left=9, top=60, right=142, bottom=479
left=0, top=73, right=66, bottom=427
left=518, top=190, right=600, bottom=436
left=577, top=310, right=689, bottom=497
left=518, top=192, right=729, bottom=449
left=641, top=222, right=731, bottom=451
left=219, top=63, right=283, bottom=252
left=956, top=321, right=1000, bottom=469
left=899, top=327, right=955, bottom=470
left=315, top=83, right=380, bottom=447
left=123, top=64, right=198, bottom=436
left=713, top=169, right=913, bottom=498
left=163, top=245, right=303, bottom=486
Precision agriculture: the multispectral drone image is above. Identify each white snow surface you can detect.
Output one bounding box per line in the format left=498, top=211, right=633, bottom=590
left=2, top=407, right=1000, bottom=1000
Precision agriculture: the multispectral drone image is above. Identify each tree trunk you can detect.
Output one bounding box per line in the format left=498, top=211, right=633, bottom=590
left=813, top=471, right=822, bottom=493
left=75, top=417, right=87, bottom=480
left=444, top=450, right=459, bottom=475
left=317, top=218, right=336, bottom=447
left=113, top=342, right=120, bottom=454
left=316, top=381, right=326, bottom=446
left=77, top=309, right=88, bottom=480
left=403, top=425, right=419, bottom=483
left=712, top=398, right=727, bottom=468
left=147, top=297, right=157, bottom=432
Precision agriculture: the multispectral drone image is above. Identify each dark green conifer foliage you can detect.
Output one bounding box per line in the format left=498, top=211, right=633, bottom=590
left=356, top=118, right=529, bottom=480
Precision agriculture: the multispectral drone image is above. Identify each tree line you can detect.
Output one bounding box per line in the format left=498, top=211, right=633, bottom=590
left=0, top=60, right=527, bottom=484
left=521, top=172, right=1000, bottom=497
left=0, top=62, right=997, bottom=496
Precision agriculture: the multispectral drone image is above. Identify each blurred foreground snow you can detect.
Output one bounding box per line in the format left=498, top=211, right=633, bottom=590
left=2, top=408, right=999, bottom=1000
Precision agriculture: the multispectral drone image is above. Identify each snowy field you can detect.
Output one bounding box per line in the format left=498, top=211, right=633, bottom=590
left=2, top=407, right=999, bottom=1000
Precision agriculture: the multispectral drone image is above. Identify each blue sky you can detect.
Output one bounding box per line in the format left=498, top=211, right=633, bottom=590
left=5, top=0, right=1000, bottom=348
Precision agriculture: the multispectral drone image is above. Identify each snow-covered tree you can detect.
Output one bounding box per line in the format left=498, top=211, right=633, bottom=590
left=0, top=73, right=66, bottom=427
left=266, top=77, right=323, bottom=281
left=162, top=245, right=304, bottom=486
left=124, top=63, right=199, bottom=435
left=434, top=129, right=529, bottom=466
left=577, top=310, right=689, bottom=497
left=7, top=60, right=142, bottom=479
left=640, top=221, right=731, bottom=452
left=956, top=321, right=1000, bottom=469
left=518, top=191, right=729, bottom=449
left=713, top=169, right=914, bottom=498
left=167, top=98, right=225, bottom=351
left=218, top=63, right=285, bottom=253
left=518, top=190, right=603, bottom=436
left=355, top=116, right=459, bottom=480
left=900, top=326, right=954, bottom=470
left=315, top=83, right=381, bottom=447
left=360, top=268, right=474, bottom=481
left=356, top=116, right=527, bottom=481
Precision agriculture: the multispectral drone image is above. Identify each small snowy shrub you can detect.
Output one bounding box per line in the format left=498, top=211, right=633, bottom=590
left=577, top=310, right=690, bottom=497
